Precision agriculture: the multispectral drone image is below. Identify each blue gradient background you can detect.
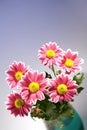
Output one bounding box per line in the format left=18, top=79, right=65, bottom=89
left=0, top=0, right=87, bottom=130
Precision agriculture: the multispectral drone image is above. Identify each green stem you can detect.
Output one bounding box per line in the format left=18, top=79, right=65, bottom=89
left=51, top=65, right=56, bottom=77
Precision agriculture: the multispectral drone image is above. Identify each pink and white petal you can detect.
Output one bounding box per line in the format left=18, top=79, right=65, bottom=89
left=49, top=90, right=57, bottom=97
left=29, top=94, right=37, bottom=104
left=64, top=93, right=73, bottom=102
left=50, top=95, right=60, bottom=103
left=36, top=91, right=45, bottom=101
left=59, top=95, right=64, bottom=101
left=68, top=89, right=77, bottom=95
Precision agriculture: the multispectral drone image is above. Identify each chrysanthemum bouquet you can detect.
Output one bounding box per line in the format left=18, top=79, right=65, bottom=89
left=5, top=42, right=84, bottom=128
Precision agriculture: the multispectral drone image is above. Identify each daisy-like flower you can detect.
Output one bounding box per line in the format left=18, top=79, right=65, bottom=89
left=6, top=92, right=31, bottom=117
left=38, top=42, right=63, bottom=68
left=6, top=61, right=28, bottom=88
left=48, top=74, right=78, bottom=103
left=19, top=71, right=48, bottom=104
left=59, top=49, right=84, bottom=74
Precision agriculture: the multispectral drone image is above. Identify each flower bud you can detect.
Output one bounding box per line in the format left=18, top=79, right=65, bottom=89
left=73, top=73, right=84, bottom=85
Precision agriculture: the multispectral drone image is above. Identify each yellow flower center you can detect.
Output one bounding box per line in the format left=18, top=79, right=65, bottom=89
left=15, top=71, right=23, bottom=80
left=14, top=99, right=24, bottom=108
left=29, top=82, right=40, bottom=93
left=57, top=84, right=68, bottom=94
left=65, top=59, right=74, bottom=68
left=46, top=49, right=55, bottom=58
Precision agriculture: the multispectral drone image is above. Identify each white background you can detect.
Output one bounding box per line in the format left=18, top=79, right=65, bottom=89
left=0, top=0, right=87, bottom=130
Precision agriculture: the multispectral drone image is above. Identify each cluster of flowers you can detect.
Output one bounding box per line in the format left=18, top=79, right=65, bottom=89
left=5, top=42, right=84, bottom=119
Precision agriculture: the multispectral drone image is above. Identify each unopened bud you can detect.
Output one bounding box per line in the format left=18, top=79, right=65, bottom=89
left=56, top=70, right=62, bottom=75
left=73, top=73, right=84, bottom=85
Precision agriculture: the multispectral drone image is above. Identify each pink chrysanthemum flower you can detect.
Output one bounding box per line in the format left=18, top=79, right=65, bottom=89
left=6, top=92, right=31, bottom=117
left=38, top=42, right=63, bottom=68
left=48, top=74, right=78, bottom=103
left=59, top=49, right=84, bottom=74
left=19, top=71, right=48, bottom=104
left=6, top=61, right=28, bottom=88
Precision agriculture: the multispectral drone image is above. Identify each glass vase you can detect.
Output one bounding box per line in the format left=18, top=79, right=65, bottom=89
left=45, top=106, right=84, bottom=130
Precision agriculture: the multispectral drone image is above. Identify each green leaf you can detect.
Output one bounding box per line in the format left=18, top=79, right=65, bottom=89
left=45, top=71, right=52, bottom=79
left=77, top=87, right=84, bottom=94
left=45, top=102, right=57, bottom=120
